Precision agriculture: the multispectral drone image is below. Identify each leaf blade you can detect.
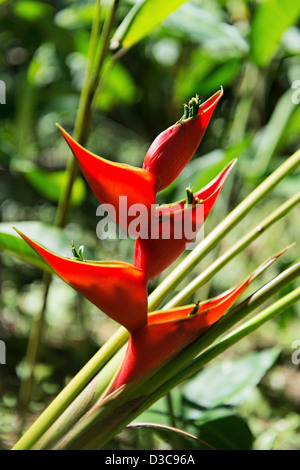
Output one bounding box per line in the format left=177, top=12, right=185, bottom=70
left=251, top=0, right=300, bottom=66
left=0, top=222, right=74, bottom=271
left=111, top=0, right=188, bottom=50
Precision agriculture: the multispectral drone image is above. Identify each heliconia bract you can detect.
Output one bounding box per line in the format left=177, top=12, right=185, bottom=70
left=15, top=229, right=148, bottom=333
left=109, top=253, right=283, bottom=391
left=143, top=88, right=223, bottom=192
left=134, top=160, right=236, bottom=280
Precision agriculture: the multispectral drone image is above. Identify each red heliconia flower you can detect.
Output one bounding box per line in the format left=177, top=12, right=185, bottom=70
left=143, top=88, right=223, bottom=192
left=109, top=254, right=281, bottom=392
left=14, top=229, right=148, bottom=333
left=134, top=160, right=236, bottom=280
left=57, top=89, right=222, bottom=236
left=57, top=125, right=157, bottom=236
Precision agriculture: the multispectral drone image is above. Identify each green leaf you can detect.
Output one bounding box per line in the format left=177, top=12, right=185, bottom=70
left=111, top=0, right=188, bottom=50
left=251, top=0, right=300, bottom=66
left=0, top=222, right=74, bottom=271
left=184, top=348, right=280, bottom=409
left=196, top=414, right=254, bottom=450
left=248, top=88, right=297, bottom=178
left=14, top=1, right=54, bottom=21
left=21, top=165, right=86, bottom=206
left=165, top=3, right=248, bottom=58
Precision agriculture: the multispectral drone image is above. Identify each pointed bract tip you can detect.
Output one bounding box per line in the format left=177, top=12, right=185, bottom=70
left=248, top=245, right=294, bottom=284
left=199, top=87, right=224, bottom=115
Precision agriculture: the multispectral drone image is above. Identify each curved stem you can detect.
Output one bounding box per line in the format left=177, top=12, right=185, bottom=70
left=17, top=0, right=121, bottom=422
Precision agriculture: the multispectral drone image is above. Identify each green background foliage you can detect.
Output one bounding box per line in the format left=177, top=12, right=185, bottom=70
left=0, top=0, right=299, bottom=450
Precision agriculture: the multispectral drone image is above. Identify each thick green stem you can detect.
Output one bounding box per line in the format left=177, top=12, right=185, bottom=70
left=14, top=0, right=123, bottom=438
left=51, top=262, right=300, bottom=449
left=58, top=285, right=300, bottom=450
left=130, top=286, right=300, bottom=431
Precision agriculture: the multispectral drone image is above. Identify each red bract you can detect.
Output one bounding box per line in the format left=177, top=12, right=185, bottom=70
left=134, top=160, right=236, bottom=280
left=14, top=229, right=148, bottom=333
left=143, top=89, right=223, bottom=192
left=109, top=255, right=281, bottom=392
left=57, top=90, right=222, bottom=237
left=57, top=125, right=157, bottom=236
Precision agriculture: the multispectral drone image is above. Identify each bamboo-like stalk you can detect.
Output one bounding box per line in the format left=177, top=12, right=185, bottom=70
left=14, top=0, right=123, bottom=443
left=18, top=0, right=104, bottom=412
left=54, top=286, right=300, bottom=450
left=31, top=347, right=126, bottom=450
left=135, top=285, right=300, bottom=425
left=55, top=0, right=120, bottom=227
left=148, top=148, right=300, bottom=310
left=164, top=191, right=300, bottom=308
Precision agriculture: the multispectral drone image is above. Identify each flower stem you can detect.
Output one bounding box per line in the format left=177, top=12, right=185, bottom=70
left=41, top=261, right=300, bottom=450
left=164, top=191, right=300, bottom=308
left=16, top=0, right=122, bottom=430
left=148, top=149, right=300, bottom=311
left=132, top=286, right=300, bottom=429
left=71, top=284, right=300, bottom=450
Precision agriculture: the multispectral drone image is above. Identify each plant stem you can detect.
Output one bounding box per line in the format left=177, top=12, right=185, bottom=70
left=131, top=286, right=300, bottom=430
left=50, top=262, right=300, bottom=449
left=148, top=148, right=300, bottom=310
left=166, top=392, right=177, bottom=429
left=18, top=272, right=51, bottom=411
left=17, top=0, right=122, bottom=417
left=12, top=327, right=127, bottom=450
left=164, top=191, right=300, bottom=308
left=54, top=0, right=104, bottom=228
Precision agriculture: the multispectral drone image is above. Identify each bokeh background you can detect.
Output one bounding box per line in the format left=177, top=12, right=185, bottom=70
left=0, top=0, right=300, bottom=450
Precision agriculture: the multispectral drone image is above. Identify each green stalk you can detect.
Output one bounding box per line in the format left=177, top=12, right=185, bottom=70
left=55, top=0, right=108, bottom=227
left=148, top=148, right=300, bottom=311
left=18, top=0, right=104, bottom=414
left=18, top=1, right=104, bottom=409
left=51, top=262, right=300, bottom=450
left=164, top=191, right=300, bottom=308
left=18, top=272, right=51, bottom=411
left=31, top=346, right=126, bottom=450
left=58, top=286, right=300, bottom=450
left=14, top=0, right=124, bottom=444
left=129, top=286, right=300, bottom=434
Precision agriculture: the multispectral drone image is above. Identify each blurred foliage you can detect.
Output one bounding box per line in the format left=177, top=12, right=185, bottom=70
left=0, top=0, right=300, bottom=450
